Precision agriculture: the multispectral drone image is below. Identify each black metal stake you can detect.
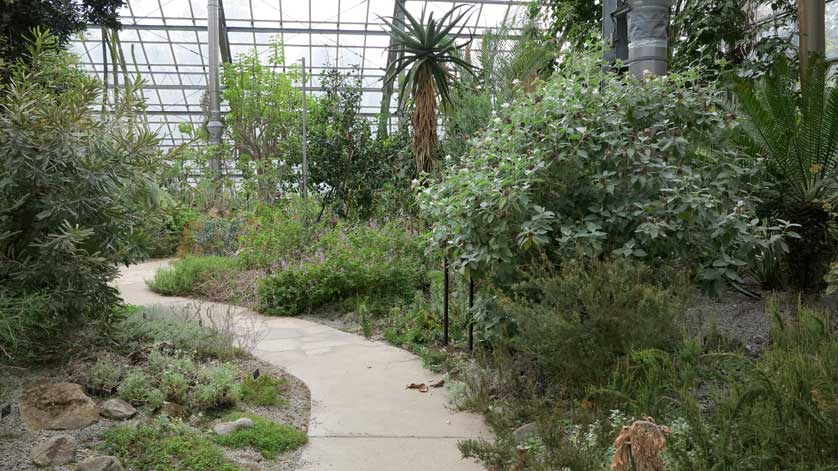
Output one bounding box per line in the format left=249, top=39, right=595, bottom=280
left=443, top=256, right=449, bottom=346
left=468, top=275, right=474, bottom=352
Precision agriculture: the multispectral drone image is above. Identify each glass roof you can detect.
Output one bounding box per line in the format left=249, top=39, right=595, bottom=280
left=70, top=0, right=530, bottom=148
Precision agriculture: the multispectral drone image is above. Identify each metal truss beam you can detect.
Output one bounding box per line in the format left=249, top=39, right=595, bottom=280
left=94, top=22, right=514, bottom=39
left=218, top=0, right=232, bottom=63
left=145, top=110, right=380, bottom=117
left=106, top=83, right=383, bottom=92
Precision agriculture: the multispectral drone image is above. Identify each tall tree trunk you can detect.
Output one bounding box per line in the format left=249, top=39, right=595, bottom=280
left=412, top=70, right=438, bottom=174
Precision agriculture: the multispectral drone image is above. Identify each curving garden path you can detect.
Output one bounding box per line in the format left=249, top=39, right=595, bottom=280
left=117, top=259, right=490, bottom=471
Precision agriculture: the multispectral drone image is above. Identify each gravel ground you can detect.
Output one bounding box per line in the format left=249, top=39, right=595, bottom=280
left=0, top=366, right=118, bottom=471
left=686, top=288, right=838, bottom=355
left=0, top=355, right=310, bottom=471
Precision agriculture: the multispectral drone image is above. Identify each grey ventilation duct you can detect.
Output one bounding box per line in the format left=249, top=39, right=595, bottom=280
left=626, top=0, right=671, bottom=77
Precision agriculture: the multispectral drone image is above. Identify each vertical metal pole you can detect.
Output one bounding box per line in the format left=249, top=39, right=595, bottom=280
left=798, top=0, right=826, bottom=81
left=378, top=0, right=406, bottom=138
left=301, top=56, right=309, bottom=198
left=603, top=0, right=618, bottom=65
left=207, top=0, right=223, bottom=175
left=468, top=276, right=474, bottom=352
left=101, top=30, right=108, bottom=109
left=443, top=257, right=449, bottom=346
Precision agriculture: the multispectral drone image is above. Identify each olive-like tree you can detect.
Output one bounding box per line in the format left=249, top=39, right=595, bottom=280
left=222, top=41, right=302, bottom=202
left=382, top=4, right=477, bottom=174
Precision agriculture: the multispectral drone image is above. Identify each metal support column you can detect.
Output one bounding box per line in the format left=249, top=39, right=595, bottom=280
left=603, top=0, right=630, bottom=69
left=207, top=0, right=223, bottom=175
left=301, top=56, right=309, bottom=199
left=443, top=257, right=449, bottom=347
left=799, top=0, right=826, bottom=80
left=468, top=276, right=474, bottom=352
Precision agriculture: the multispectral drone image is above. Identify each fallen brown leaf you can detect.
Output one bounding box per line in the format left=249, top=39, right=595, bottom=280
left=406, top=383, right=429, bottom=393
left=430, top=379, right=445, bottom=388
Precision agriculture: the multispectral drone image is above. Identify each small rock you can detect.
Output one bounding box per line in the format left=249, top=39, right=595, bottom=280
left=32, top=434, right=78, bottom=466
left=100, top=399, right=136, bottom=420
left=512, top=422, right=539, bottom=443
left=213, top=417, right=255, bottom=435
left=75, top=455, right=125, bottom=471
left=20, top=383, right=99, bottom=430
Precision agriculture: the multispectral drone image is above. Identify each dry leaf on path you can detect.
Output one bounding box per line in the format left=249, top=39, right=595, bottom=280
left=406, top=383, right=429, bottom=393
left=430, top=379, right=445, bottom=388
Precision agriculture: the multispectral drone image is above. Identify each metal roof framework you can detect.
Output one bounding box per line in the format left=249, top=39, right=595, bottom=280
left=71, top=0, right=531, bottom=149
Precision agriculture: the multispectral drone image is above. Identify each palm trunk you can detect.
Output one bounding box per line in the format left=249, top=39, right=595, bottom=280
left=412, top=70, right=438, bottom=174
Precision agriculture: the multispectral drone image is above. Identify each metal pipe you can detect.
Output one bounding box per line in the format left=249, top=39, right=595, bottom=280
left=206, top=0, right=223, bottom=175
left=301, top=56, right=309, bottom=199
left=627, top=0, right=671, bottom=77
left=798, top=0, right=826, bottom=80
left=468, top=276, right=474, bottom=352
left=443, top=257, right=449, bottom=346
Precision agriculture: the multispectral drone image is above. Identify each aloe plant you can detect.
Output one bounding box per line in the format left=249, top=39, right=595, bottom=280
left=381, top=4, right=478, bottom=174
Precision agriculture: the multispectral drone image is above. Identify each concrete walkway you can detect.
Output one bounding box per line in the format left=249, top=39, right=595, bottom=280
left=117, top=260, right=490, bottom=471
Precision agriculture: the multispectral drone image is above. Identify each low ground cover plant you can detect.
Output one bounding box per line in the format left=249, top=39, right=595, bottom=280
left=213, top=412, right=307, bottom=459
left=115, top=306, right=246, bottom=361
left=148, top=256, right=244, bottom=297
left=77, top=307, right=307, bottom=469
left=103, top=417, right=245, bottom=471
left=240, top=374, right=288, bottom=407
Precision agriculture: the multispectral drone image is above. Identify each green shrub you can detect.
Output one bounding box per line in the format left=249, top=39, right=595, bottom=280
left=147, top=256, right=242, bottom=297
left=587, top=302, right=838, bottom=471
left=139, top=200, right=200, bottom=258
left=212, top=413, right=306, bottom=459
left=258, top=223, right=423, bottom=316
left=190, top=365, right=240, bottom=411
left=240, top=374, right=288, bottom=407
left=160, top=371, right=191, bottom=404
left=420, top=50, right=797, bottom=296
left=86, top=355, right=125, bottom=395
left=238, top=197, right=321, bottom=268
left=384, top=295, right=443, bottom=347
left=119, top=370, right=164, bottom=409
left=0, top=30, right=157, bottom=362
left=489, top=259, right=688, bottom=397
left=102, top=417, right=244, bottom=471
left=0, top=294, right=63, bottom=363
left=181, top=217, right=244, bottom=257
left=715, top=305, right=838, bottom=470
left=116, top=308, right=243, bottom=361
